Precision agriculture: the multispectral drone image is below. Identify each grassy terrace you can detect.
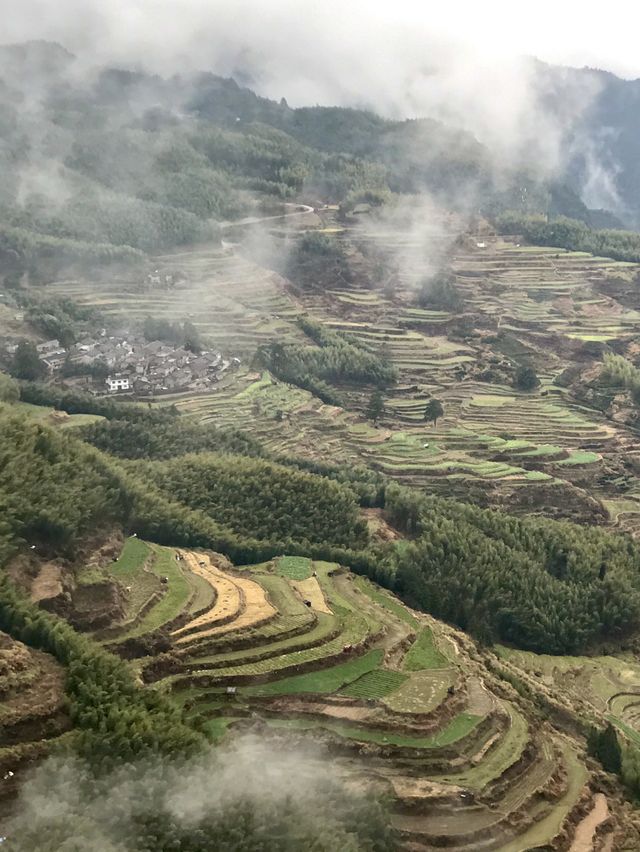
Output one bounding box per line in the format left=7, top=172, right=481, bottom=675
left=242, top=649, right=384, bottom=696
left=104, top=541, right=192, bottom=643
left=403, top=627, right=449, bottom=670
left=107, top=537, right=156, bottom=620
left=340, top=668, right=408, bottom=699
left=265, top=712, right=482, bottom=748
left=275, top=556, right=313, bottom=580
left=98, top=536, right=595, bottom=850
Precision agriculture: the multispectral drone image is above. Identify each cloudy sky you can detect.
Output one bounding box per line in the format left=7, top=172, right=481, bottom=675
left=1, top=0, right=637, bottom=198
left=3, top=0, right=640, bottom=86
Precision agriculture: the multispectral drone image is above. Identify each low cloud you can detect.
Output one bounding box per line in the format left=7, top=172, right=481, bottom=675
left=2, top=733, right=389, bottom=852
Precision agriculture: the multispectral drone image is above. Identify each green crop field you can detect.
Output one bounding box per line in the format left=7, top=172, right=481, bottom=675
left=403, top=628, right=449, bottom=670
left=267, top=712, right=481, bottom=749
left=340, top=668, right=408, bottom=699
left=275, top=556, right=313, bottom=580
left=241, top=649, right=384, bottom=696
left=107, top=544, right=192, bottom=642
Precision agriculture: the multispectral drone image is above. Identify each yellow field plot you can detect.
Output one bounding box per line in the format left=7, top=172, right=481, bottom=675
left=190, top=573, right=277, bottom=640
left=171, top=553, right=241, bottom=640
left=291, top=577, right=332, bottom=614
left=173, top=552, right=277, bottom=644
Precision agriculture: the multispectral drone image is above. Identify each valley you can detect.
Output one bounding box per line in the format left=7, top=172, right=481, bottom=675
left=3, top=32, right=640, bottom=850
left=36, top=206, right=640, bottom=528
left=3, top=203, right=640, bottom=848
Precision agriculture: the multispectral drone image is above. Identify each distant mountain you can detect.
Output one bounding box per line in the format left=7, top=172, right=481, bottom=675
left=528, top=61, right=640, bottom=227
left=0, top=38, right=634, bottom=268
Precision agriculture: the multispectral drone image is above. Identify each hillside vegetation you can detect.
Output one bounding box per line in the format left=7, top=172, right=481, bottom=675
left=387, top=485, right=640, bottom=653
left=0, top=41, right=617, bottom=285
left=141, top=453, right=369, bottom=549
left=5, top=403, right=640, bottom=660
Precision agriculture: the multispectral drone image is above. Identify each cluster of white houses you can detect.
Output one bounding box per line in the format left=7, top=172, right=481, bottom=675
left=6, top=334, right=238, bottom=396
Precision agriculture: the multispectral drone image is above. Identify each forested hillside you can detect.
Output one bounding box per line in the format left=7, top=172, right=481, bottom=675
left=0, top=40, right=619, bottom=286
left=5, top=399, right=640, bottom=658
left=386, top=485, right=640, bottom=653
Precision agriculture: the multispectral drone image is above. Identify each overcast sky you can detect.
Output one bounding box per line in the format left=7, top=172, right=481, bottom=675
left=1, top=1, right=635, bottom=212
left=3, top=0, right=640, bottom=85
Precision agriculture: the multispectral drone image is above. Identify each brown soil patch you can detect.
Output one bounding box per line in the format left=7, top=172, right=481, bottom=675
left=292, top=577, right=331, bottom=613
left=570, top=793, right=609, bottom=852
left=194, top=572, right=276, bottom=639
left=30, top=563, right=64, bottom=603
left=173, top=552, right=276, bottom=644
left=0, top=633, right=67, bottom=726
left=267, top=696, right=374, bottom=722
left=362, top=508, right=400, bottom=542
left=172, top=552, right=241, bottom=640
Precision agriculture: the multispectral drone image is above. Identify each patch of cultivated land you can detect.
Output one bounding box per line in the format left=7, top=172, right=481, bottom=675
left=29, top=215, right=640, bottom=847
left=104, top=220, right=640, bottom=526
left=90, top=537, right=615, bottom=850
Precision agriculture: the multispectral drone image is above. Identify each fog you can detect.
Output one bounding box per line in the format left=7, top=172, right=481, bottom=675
left=2, top=0, right=632, bottom=199
left=2, top=734, right=385, bottom=851
left=3, top=1, right=640, bottom=82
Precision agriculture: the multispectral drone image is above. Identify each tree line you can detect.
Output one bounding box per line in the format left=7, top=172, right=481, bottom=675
left=495, top=213, right=640, bottom=263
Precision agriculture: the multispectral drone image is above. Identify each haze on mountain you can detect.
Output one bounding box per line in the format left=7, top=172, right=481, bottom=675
left=2, top=0, right=640, bottom=227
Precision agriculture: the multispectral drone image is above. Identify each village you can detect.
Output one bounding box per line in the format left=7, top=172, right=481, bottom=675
left=3, top=332, right=239, bottom=397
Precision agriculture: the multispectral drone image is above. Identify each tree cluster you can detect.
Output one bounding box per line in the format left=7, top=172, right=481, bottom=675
left=258, top=318, right=396, bottom=404
left=416, top=270, right=463, bottom=312
left=82, top=418, right=264, bottom=462
left=496, top=213, right=640, bottom=263
left=385, top=484, right=640, bottom=654
left=142, top=316, right=202, bottom=353
left=141, top=453, right=369, bottom=550
left=600, top=352, right=640, bottom=405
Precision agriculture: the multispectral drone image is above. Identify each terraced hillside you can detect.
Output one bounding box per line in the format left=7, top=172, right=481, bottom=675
left=78, top=216, right=638, bottom=525
left=36, top=214, right=313, bottom=357
left=0, top=632, right=70, bottom=815
left=84, top=536, right=626, bottom=850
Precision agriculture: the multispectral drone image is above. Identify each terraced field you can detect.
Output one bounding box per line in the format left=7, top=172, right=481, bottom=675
left=32, top=208, right=640, bottom=527
left=91, top=537, right=610, bottom=850
left=0, top=632, right=71, bottom=815
left=65, top=221, right=623, bottom=526
left=36, top=245, right=306, bottom=357
left=495, top=644, right=640, bottom=746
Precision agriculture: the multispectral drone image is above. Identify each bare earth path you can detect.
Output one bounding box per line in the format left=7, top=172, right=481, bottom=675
left=570, top=793, right=609, bottom=852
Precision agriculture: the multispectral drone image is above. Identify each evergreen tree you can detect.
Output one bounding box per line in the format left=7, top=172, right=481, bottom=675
left=424, top=399, right=444, bottom=426
left=513, top=364, right=540, bottom=391
left=10, top=341, right=47, bottom=381
left=367, top=390, right=385, bottom=423
left=599, top=723, right=623, bottom=773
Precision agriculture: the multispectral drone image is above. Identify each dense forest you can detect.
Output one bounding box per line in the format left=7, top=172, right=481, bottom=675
left=386, top=485, right=640, bottom=653
left=140, top=452, right=369, bottom=549
left=0, top=405, right=377, bottom=569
